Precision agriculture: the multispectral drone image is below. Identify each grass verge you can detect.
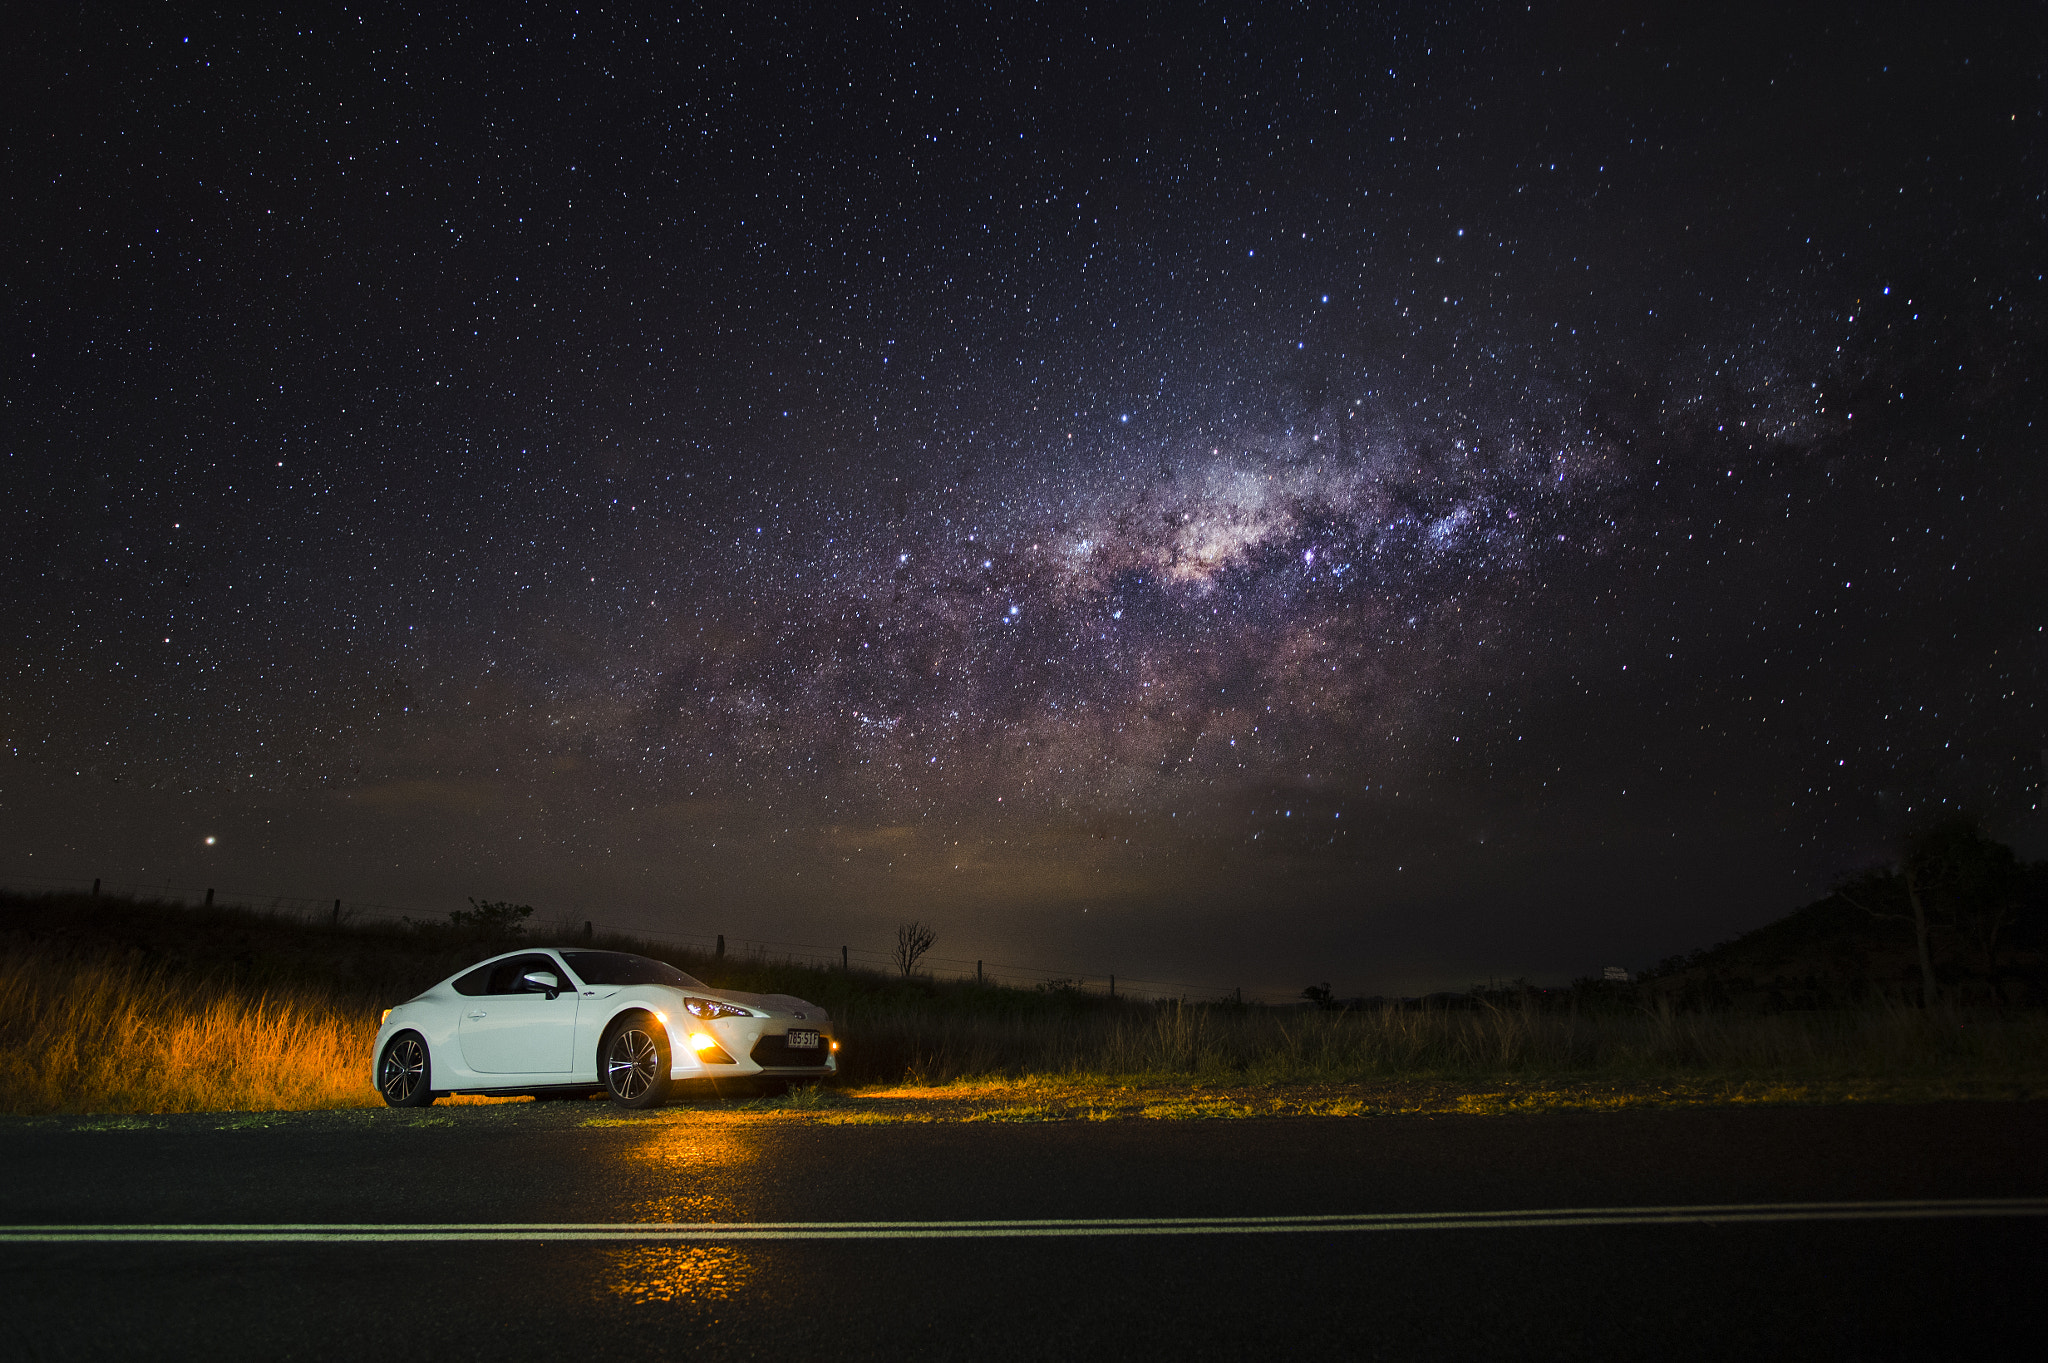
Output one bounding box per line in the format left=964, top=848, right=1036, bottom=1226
left=578, top=1072, right=2048, bottom=1127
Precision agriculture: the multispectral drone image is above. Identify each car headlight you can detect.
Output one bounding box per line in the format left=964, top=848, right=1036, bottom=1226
left=684, top=997, right=753, bottom=1020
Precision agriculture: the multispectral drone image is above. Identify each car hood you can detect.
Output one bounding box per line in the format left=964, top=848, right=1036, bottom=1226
left=711, top=989, right=829, bottom=1022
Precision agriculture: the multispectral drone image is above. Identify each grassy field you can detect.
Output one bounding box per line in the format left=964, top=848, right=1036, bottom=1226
left=0, top=946, right=381, bottom=1114
left=4, top=889, right=2046, bottom=1116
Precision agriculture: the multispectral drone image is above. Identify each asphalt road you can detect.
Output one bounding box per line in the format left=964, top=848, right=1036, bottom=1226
left=2, top=1102, right=2044, bottom=1360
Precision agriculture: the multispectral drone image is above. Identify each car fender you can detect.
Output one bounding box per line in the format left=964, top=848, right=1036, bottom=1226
left=579, top=989, right=685, bottom=1080
left=371, top=991, right=475, bottom=1093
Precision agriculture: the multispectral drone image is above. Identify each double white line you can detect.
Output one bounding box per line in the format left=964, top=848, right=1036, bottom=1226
left=1, top=1200, right=2043, bottom=1243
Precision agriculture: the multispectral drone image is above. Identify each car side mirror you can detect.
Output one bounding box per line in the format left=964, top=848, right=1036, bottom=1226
left=522, top=970, right=563, bottom=1000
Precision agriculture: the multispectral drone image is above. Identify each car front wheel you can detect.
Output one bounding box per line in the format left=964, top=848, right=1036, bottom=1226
left=378, top=1032, right=436, bottom=1107
left=601, top=1014, right=673, bottom=1108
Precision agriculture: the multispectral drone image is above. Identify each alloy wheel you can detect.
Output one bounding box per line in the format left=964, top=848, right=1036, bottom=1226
left=380, top=1036, right=427, bottom=1104
left=607, top=1028, right=659, bottom=1100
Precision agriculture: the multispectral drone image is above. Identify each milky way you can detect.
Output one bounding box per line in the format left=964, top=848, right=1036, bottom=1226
left=6, top=3, right=2043, bottom=994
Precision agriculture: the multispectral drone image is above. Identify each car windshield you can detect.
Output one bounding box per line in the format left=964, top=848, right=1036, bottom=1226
left=559, top=950, right=703, bottom=989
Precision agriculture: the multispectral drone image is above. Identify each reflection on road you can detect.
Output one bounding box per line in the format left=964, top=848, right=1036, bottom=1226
left=601, top=1119, right=759, bottom=1304
left=605, top=1245, right=753, bottom=1304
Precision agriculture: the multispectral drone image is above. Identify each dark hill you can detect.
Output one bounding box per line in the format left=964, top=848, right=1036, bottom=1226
left=1642, top=870, right=2048, bottom=1009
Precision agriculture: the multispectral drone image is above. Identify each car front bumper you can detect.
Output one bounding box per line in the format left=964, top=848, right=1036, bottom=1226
left=667, top=1019, right=838, bottom=1079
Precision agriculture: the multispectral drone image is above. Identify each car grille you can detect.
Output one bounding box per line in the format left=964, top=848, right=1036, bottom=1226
left=750, top=1034, right=833, bottom=1068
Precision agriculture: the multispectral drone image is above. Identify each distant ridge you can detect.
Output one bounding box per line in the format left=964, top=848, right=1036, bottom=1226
left=1642, top=864, right=2048, bottom=1009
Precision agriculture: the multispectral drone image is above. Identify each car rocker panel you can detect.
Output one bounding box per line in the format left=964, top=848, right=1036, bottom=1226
left=371, top=947, right=836, bottom=1103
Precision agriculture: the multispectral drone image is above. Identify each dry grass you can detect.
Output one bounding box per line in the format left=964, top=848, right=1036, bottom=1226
left=0, top=947, right=387, bottom=1114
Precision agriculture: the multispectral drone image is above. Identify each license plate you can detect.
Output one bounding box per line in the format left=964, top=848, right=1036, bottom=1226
left=785, top=1030, right=820, bottom=1050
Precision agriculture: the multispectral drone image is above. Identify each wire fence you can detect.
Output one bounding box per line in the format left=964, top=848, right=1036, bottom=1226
left=0, top=869, right=1275, bottom=1003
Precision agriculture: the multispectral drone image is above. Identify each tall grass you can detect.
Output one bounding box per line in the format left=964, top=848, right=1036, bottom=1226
left=0, top=947, right=379, bottom=1114
left=839, top=994, right=2048, bottom=1087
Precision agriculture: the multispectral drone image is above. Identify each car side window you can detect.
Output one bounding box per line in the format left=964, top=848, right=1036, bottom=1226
left=484, top=954, right=563, bottom=995
left=452, top=964, right=494, bottom=997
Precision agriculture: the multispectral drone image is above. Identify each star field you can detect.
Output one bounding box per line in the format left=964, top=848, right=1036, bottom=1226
left=5, top=3, right=2043, bottom=995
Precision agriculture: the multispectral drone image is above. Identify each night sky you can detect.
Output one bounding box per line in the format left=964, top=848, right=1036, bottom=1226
left=6, top=3, right=2044, bottom=998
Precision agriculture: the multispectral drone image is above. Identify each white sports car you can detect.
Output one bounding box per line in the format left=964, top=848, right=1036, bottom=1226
left=371, top=947, right=839, bottom=1107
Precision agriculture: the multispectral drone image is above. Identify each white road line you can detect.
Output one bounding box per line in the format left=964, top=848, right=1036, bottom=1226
left=0, top=1200, right=2043, bottom=1242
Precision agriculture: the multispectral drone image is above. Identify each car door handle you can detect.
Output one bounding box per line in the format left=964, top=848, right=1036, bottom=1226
left=467, top=1010, right=487, bottom=1020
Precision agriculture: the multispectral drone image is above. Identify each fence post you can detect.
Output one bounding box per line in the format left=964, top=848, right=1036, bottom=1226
left=977, top=960, right=983, bottom=986
left=92, top=878, right=100, bottom=899
left=205, top=888, right=215, bottom=908
left=583, top=920, right=593, bottom=942
left=332, top=898, right=341, bottom=927
left=841, top=945, right=848, bottom=971
left=1110, top=974, right=1116, bottom=999
left=716, top=934, right=725, bottom=962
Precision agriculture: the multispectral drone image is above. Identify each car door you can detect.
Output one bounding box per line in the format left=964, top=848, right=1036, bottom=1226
left=455, top=953, right=579, bottom=1073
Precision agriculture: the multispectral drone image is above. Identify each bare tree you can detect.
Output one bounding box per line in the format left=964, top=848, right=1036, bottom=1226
left=894, top=920, right=936, bottom=977
left=1836, top=866, right=1939, bottom=1007
left=1835, top=817, right=2023, bottom=1006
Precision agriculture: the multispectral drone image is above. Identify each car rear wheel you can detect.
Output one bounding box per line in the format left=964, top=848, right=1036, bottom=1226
left=378, top=1033, right=435, bottom=1107
left=601, top=1014, right=673, bottom=1108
